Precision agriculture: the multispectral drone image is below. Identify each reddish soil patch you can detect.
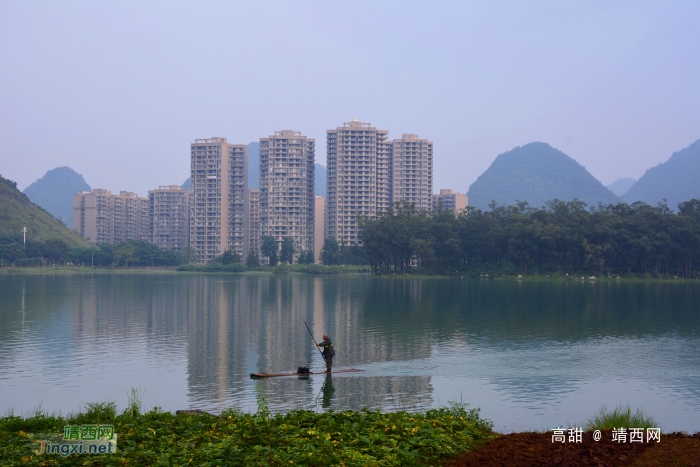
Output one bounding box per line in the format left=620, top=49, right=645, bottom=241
left=445, top=430, right=700, bottom=467
left=634, top=432, right=700, bottom=466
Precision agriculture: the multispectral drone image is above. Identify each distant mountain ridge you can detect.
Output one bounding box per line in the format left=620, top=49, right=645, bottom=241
left=621, top=139, right=700, bottom=211
left=23, top=167, right=91, bottom=226
left=606, top=178, right=636, bottom=197
left=467, top=142, right=620, bottom=210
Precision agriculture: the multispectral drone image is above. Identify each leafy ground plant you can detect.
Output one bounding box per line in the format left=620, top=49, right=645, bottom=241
left=67, top=402, right=117, bottom=426
left=0, top=400, right=494, bottom=466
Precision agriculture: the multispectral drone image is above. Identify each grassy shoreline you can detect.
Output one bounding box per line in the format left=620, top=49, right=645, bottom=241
left=0, top=400, right=671, bottom=466
left=3, top=266, right=697, bottom=282
left=0, top=401, right=494, bottom=466
left=0, top=265, right=370, bottom=275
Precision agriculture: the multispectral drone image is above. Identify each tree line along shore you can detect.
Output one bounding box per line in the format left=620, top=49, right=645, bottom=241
left=359, top=198, right=700, bottom=279
left=2, top=198, right=699, bottom=280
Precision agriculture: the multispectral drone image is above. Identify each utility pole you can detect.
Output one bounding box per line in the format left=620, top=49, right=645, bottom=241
left=92, top=251, right=94, bottom=267
left=21, top=227, right=27, bottom=248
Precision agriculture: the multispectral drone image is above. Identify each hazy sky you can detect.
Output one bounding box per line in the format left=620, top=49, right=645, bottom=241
left=1, top=1, right=698, bottom=196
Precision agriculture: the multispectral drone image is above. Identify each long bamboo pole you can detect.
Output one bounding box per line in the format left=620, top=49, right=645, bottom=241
left=303, top=319, right=326, bottom=362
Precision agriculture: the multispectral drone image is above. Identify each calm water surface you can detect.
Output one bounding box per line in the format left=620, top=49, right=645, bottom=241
left=1, top=274, right=698, bottom=432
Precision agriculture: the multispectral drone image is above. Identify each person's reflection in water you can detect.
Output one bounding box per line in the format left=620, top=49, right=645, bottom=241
left=321, top=373, right=335, bottom=409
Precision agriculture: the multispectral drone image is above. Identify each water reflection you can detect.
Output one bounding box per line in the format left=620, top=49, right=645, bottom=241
left=321, top=374, right=335, bottom=408
left=0, top=274, right=698, bottom=431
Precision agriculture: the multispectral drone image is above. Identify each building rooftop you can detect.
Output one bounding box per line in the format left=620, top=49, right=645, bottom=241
left=194, top=137, right=226, bottom=143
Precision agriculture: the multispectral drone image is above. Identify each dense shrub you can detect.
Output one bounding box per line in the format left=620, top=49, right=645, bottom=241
left=299, top=263, right=328, bottom=274
left=272, top=264, right=290, bottom=274
left=289, top=264, right=370, bottom=274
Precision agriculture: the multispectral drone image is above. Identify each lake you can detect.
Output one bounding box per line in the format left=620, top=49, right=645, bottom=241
left=1, top=273, right=698, bottom=432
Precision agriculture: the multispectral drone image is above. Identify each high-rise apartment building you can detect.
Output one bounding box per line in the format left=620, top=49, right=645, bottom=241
left=190, top=137, right=248, bottom=264
left=138, top=198, right=150, bottom=240
left=391, top=134, right=433, bottom=211
left=259, top=130, right=315, bottom=261
left=325, top=120, right=434, bottom=245
left=325, top=119, right=388, bottom=245
left=248, top=188, right=260, bottom=257
left=432, top=189, right=468, bottom=214
left=148, top=185, right=191, bottom=251
left=375, top=131, right=392, bottom=212
left=73, top=189, right=149, bottom=244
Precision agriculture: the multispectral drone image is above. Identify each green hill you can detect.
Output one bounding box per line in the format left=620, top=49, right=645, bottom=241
left=467, top=142, right=620, bottom=210
left=621, top=138, right=700, bottom=211
left=23, top=166, right=91, bottom=227
left=0, top=174, right=91, bottom=249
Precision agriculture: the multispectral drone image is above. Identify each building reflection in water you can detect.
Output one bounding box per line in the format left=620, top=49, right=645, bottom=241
left=180, top=275, right=434, bottom=412
left=6, top=274, right=696, bottom=423
left=2, top=274, right=436, bottom=413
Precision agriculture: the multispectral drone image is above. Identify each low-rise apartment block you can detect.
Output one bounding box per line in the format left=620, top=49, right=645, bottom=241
left=148, top=185, right=191, bottom=251
left=432, top=189, right=468, bottom=214
left=73, top=189, right=149, bottom=244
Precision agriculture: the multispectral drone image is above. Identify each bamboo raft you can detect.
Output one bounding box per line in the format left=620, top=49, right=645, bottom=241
left=250, top=369, right=364, bottom=379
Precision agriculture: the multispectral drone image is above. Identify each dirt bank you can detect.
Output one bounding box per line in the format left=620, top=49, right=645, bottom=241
left=445, top=429, right=700, bottom=466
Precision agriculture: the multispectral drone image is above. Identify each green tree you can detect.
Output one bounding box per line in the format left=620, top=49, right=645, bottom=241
left=320, top=237, right=340, bottom=265
left=183, top=247, right=199, bottom=264
left=297, top=249, right=315, bottom=264
left=0, top=242, right=25, bottom=263
left=261, top=236, right=278, bottom=266
left=43, top=238, right=69, bottom=262
left=212, top=248, right=241, bottom=265
left=246, top=248, right=260, bottom=267
left=67, top=247, right=100, bottom=266
left=280, top=237, right=296, bottom=264
left=115, top=242, right=137, bottom=267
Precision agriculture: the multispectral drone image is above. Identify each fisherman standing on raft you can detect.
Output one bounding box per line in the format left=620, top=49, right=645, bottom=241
left=316, top=334, right=335, bottom=372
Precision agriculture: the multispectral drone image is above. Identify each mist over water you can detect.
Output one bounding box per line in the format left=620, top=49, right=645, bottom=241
left=0, top=274, right=698, bottom=432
